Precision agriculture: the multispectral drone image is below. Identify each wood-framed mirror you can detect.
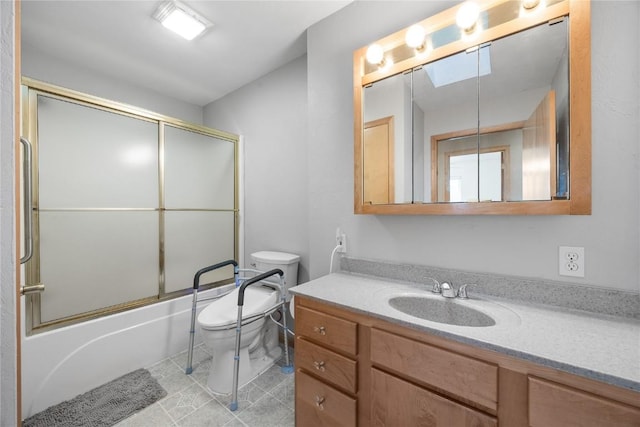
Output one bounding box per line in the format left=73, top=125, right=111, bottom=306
left=354, top=0, right=590, bottom=215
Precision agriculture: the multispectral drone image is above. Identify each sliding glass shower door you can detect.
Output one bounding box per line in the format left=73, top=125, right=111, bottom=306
left=22, top=80, right=238, bottom=333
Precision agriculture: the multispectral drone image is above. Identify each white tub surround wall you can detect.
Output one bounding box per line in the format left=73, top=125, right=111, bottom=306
left=21, top=286, right=232, bottom=418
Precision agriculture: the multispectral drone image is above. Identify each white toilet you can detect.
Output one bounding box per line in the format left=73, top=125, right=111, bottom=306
left=197, top=251, right=300, bottom=394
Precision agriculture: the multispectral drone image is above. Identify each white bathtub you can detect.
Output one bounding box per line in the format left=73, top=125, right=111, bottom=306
left=21, top=285, right=233, bottom=418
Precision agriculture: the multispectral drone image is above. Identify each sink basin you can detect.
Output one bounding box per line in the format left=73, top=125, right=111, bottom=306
left=388, top=296, right=496, bottom=327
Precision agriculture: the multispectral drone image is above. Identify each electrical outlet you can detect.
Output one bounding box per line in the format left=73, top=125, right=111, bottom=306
left=559, top=246, right=584, bottom=277
left=336, top=228, right=347, bottom=253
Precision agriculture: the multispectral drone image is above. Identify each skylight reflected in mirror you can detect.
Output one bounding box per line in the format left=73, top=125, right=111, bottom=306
left=425, top=48, right=491, bottom=88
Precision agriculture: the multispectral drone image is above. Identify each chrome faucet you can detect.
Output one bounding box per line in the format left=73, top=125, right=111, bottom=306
left=440, top=282, right=456, bottom=298
left=457, top=283, right=476, bottom=299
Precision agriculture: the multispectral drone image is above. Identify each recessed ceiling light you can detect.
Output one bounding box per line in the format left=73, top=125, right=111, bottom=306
left=153, top=1, right=213, bottom=41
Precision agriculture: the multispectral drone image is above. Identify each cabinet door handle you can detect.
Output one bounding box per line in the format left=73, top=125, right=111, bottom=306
left=313, top=326, right=326, bottom=335
left=315, top=395, right=325, bottom=410
left=313, top=360, right=326, bottom=371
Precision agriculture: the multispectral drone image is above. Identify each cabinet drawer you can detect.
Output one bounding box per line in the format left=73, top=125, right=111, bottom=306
left=371, top=368, right=497, bottom=427
left=529, top=377, right=640, bottom=427
left=370, top=328, right=497, bottom=412
left=296, top=306, right=357, bottom=356
left=296, top=370, right=357, bottom=427
left=296, top=337, right=357, bottom=393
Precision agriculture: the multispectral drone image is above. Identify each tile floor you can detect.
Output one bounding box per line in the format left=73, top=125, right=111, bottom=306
left=115, top=344, right=295, bottom=427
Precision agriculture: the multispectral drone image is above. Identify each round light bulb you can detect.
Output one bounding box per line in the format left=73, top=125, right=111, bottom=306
left=365, top=44, right=385, bottom=65
left=405, top=25, right=426, bottom=49
left=456, top=1, right=480, bottom=32
left=522, top=0, right=540, bottom=9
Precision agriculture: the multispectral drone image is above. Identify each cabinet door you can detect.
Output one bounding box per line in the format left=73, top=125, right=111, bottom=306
left=371, top=368, right=497, bottom=427
left=370, top=328, right=497, bottom=412
left=296, top=371, right=356, bottom=427
left=529, top=377, right=640, bottom=427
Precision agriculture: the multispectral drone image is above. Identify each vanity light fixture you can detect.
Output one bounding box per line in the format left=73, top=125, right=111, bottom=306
left=405, top=25, right=427, bottom=51
left=153, top=1, right=213, bottom=41
left=365, top=43, right=386, bottom=67
left=456, top=1, right=481, bottom=33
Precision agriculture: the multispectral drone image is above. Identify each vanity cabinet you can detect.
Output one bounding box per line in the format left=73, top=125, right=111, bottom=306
left=295, top=306, right=358, bottom=427
left=294, top=296, right=640, bottom=427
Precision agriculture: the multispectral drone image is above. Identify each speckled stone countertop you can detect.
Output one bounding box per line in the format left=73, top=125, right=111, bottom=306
left=290, top=272, right=640, bottom=392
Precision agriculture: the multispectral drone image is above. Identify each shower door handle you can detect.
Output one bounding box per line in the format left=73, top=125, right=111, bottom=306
left=20, top=137, right=34, bottom=264
left=21, top=283, right=45, bottom=295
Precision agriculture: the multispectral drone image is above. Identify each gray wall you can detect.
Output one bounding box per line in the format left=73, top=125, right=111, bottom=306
left=22, top=44, right=203, bottom=125
left=203, top=56, right=310, bottom=283
left=306, top=1, right=640, bottom=292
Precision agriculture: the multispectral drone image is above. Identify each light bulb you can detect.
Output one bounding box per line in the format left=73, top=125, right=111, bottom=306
left=522, top=0, right=540, bottom=10
left=456, top=1, right=480, bottom=32
left=405, top=25, right=426, bottom=50
left=365, top=44, right=385, bottom=66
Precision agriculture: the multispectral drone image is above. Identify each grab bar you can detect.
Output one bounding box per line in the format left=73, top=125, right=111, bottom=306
left=193, top=259, right=239, bottom=290
left=20, top=137, right=33, bottom=264
left=230, top=268, right=293, bottom=411
left=186, top=259, right=239, bottom=374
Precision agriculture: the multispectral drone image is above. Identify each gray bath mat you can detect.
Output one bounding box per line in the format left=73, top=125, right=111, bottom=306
left=23, top=368, right=167, bottom=427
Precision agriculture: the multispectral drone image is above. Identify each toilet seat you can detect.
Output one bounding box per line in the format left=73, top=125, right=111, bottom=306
left=198, top=285, right=279, bottom=331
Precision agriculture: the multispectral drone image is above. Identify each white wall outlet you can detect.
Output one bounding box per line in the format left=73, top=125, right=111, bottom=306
left=336, top=228, right=347, bottom=253
left=559, top=246, right=585, bottom=278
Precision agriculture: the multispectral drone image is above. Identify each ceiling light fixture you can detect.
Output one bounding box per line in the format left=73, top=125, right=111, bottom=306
left=153, top=1, right=213, bottom=41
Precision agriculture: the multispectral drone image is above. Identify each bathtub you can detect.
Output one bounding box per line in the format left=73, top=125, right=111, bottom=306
left=21, top=284, right=234, bottom=418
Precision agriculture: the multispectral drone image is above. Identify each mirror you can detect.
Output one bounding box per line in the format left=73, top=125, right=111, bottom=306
left=354, top=0, right=590, bottom=215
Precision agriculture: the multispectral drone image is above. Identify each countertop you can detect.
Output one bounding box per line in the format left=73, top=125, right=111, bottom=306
left=290, top=272, right=640, bottom=392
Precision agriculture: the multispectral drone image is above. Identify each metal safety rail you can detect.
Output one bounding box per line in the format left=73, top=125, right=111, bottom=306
left=186, top=260, right=239, bottom=375
left=230, top=269, right=293, bottom=411
left=185, top=262, right=286, bottom=374
left=185, top=261, right=294, bottom=411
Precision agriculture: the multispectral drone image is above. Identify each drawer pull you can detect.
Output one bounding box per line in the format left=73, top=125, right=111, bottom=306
left=313, top=326, right=326, bottom=335
left=315, top=395, right=325, bottom=410
left=313, top=360, right=326, bottom=371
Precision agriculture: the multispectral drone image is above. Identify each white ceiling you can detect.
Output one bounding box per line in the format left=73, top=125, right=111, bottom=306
left=21, top=1, right=352, bottom=107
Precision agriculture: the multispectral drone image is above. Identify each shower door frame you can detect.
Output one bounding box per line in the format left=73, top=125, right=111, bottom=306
left=21, top=78, right=240, bottom=335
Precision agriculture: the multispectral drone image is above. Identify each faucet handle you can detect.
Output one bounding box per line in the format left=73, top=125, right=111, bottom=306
left=426, top=277, right=441, bottom=294
left=457, top=283, right=476, bottom=299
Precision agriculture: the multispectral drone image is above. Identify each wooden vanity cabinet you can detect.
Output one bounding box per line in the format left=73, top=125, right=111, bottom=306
left=295, top=305, right=358, bottom=427
left=294, top=296, right=640, bottom=427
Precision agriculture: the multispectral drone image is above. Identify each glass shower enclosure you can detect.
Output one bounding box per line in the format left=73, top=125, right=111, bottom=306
left=21, top=79, right=239, bottom=334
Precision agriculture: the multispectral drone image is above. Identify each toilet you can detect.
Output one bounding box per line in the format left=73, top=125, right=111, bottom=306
left=197, top=251, right=300, bottom=394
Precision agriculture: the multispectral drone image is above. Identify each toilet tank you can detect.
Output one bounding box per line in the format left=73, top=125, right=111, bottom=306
left=251, top=251, right=300, bottom=293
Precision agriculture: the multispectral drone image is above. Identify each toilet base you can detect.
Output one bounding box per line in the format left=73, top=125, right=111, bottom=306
left=206, top=344, right=283, bottom=395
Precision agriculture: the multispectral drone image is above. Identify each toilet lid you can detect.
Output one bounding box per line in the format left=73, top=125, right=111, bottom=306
left=198, top=285, right=279, bottom=329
